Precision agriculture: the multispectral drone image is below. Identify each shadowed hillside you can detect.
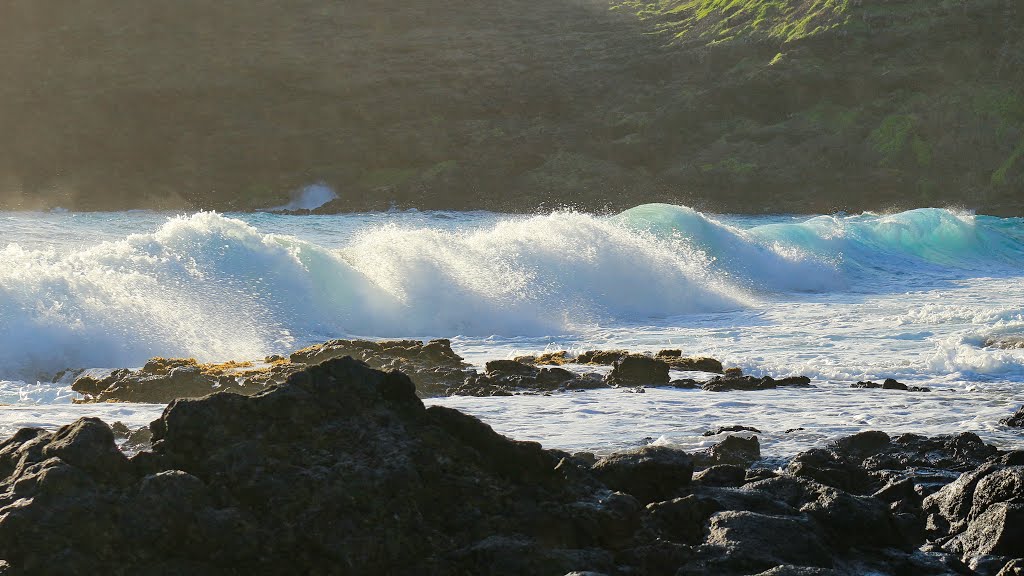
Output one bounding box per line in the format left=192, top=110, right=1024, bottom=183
left=1, top=0, right=1021, bottom=214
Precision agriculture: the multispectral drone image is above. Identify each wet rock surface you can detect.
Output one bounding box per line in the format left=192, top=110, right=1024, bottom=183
left=702, top=375, right=812, bottom=392
left=851, top=379, right=932, bottom=392
left=1002, top=406, right=1024, bottom=428
left=289, top=338, right=470, bottom=395
left=69, top=343, right=808, bottom=402
left=5, top=359, right=1023, bottom=574
left=605, top=355, right=670, bottom=387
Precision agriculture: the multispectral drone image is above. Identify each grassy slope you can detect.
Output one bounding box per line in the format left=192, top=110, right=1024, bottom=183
left=612, top=0, right=1024, bottom=213
left=0, top=0, right=1021, bottom=214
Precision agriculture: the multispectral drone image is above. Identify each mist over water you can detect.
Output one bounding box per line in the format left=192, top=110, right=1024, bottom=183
left=1, top=204, right=1023, bottom=452
left=0, top=205, right=1022, bottom=382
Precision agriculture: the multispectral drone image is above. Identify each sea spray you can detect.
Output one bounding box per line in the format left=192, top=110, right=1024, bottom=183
left=1, top=206, right=1023, bottom=382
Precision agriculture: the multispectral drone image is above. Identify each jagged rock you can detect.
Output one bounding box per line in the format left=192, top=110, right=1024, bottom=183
left=800, top=486, right=905, bottom=550
left=788, top=431, right=998, bottom=496
left=946, top=502, right=1024, bottom=558
left=1002, top=406, right=1024, bottom=428
left=606, top=355, right=670, bottom=386
left=723, top=367, right=743, bottom=378
left=654, top=352, right=724, bottom=373
left=693, top=464, right=747, bottom=487
left=645, top=495, right=722, bottom=544
left=71, top=368, right=128, bottom=396
left=592, top=446, right=693, bottom=504
left=72, top=357, right=299, bottom=404
left=693, top=511, right=833, bottom=573
left=4, top=356, right=1008, bottom=575
left=702, top=375, right=810, bottom=392
left=575, top=350, right=629, bottom=365
left=111, top=421, right=154, bottom=450
left=925, top=463, right=1024, bottom=559
left=851, top=379, right=931, bottom=392
left=670, top=379, right=700, bottom=389
left=703, top=425, right=762, bottom=437
left=0, top=358, right=637, bottom=574
left=485, top=359, right=537, bottom=377
left=693, top=435, right=761, bottom=469
left=42, top=417, right=129, bottom=478
left=536, top=351, right=572, bottom=365
left=454, top=363, right=605, bottom=396
left=290, top=338, right=469, bottom=395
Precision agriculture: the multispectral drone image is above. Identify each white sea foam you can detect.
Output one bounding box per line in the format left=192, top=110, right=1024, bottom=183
left=0, top=206, right=1023, bottom=455
left=269, top=183, right=338, bottom=211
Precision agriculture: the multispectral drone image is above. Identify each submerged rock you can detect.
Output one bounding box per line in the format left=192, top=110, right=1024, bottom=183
left=702, top=375, right=811, bottom=392
left=851, top=379, right=931, bottom=392
left=984, top=336, right=1024, bottom=350
left=453, top=360, right=605, bottom=396
left=703, top=425, right=762, bottom=437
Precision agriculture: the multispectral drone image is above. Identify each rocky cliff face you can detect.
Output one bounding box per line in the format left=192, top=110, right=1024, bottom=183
left=1, top=0, right=1021, bottom=214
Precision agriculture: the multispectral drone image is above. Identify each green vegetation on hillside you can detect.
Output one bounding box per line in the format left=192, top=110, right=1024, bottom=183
left=0, top=0, right=1021, bottom=214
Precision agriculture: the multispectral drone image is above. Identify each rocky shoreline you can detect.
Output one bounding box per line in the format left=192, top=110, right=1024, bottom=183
left=1, top=356, right=1023, bottom=575
left=67, top=338, right=938, bottom=404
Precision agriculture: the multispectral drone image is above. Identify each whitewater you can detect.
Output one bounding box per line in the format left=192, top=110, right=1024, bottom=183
left=1, top=205, right=1022, bottom=457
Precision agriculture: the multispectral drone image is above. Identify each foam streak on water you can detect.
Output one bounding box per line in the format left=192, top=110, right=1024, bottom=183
left=1, top=205, right=1022, bottom=454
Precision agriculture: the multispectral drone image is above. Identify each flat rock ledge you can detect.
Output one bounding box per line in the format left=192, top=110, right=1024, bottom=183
left=4, top=358, right=1023, bottom=575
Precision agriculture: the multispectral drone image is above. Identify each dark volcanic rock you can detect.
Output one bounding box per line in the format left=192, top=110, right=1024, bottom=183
left=606, top=355, right=670, bottom=387
left=0, top=358, right=625, bottom=575
left=852, top=379, right=931, bottom=392
left=576, top=350, right=630, bottom=365
left=703, top=425, right=762, bottom=437
left=74, top=338, right=476, bottom=403
left=453, top=361, right=605, bottom=396
left=654, top=352, right=724, bottom=374
left=788, top=431, right=998, bottom=496
left=0, top=358, right=1006, bottom=575
left=693, top=435, right=761, bottom=470
left=690, top=511, right=833, bottom=573
left=702, top=375, right=810, bottom=392
left=485, top=359, right=537, bottom=377
left=645, top=494, right=723, bottom=544
left=1002, top=406, right=1024, bottom=428
left=592, top=446, right=693, bottom=504
left=924, top=460, right=1024, bottom=560
left=290, top=338, right=469, bottom=395
left=692, top=464, right=748, bottom=488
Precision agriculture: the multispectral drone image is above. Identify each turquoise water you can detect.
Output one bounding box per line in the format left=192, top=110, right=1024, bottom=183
left=1, top=205, right=1022, bottom=454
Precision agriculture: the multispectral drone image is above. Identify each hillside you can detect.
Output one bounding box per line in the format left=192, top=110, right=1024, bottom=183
left=0, top=0, right=1021, bottom=214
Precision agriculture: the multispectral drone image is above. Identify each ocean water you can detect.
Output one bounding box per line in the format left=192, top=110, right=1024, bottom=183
left=1, top=205, right=1022, bottom=457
